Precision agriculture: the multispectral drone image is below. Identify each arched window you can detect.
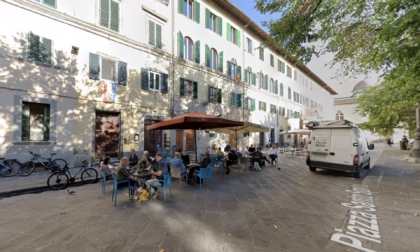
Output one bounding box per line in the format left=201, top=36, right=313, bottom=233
left=246, top=67, right=252, bottom=84
left=288, top=87, right=291, bottom=100
left=270, top=79, right=275, bottom=93
left=230, top=58, right=237, bottom=78
left=259, top=72, right=263, bottom=88
left=210, top=48, right=218, bottom=70
left=336, top=111, right=344, bottom=120
left=183, top=37, right=193, bottom=61
left=280, top=83, right=284, bottom=96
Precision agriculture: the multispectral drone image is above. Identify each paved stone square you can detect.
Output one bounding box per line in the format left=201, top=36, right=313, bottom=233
left=0, top=145, right=419, bottom=252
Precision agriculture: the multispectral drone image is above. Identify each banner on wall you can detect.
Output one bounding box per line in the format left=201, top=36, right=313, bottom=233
left=305, top=107, right=319, bottom=117
left=103, top=81, right=117, bottom=103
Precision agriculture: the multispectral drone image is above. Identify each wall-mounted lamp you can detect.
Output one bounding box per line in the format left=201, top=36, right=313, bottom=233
left=71, top=46, right=79, bottom=55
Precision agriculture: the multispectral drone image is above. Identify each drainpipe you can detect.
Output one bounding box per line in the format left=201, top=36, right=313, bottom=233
left=171, top=0, right=175, bottom=118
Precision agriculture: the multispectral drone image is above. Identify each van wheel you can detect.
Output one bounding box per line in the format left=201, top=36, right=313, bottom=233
left=364, top=160, right=371, bottom=169
left=352, top=170, right=361, bottom=179
left=309, top=167, right=316, bottom=172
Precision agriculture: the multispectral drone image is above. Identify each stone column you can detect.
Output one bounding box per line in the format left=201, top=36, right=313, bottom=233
left=409, top=107, right=420, bottom=158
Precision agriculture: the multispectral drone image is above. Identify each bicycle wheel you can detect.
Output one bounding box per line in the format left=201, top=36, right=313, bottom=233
left=19, top=161, right=35, bottom=176
left=47, top=173, right=69, bottom=190
left=50, top=159, right=67, bottom=173
left=0, top=160, right=20, bottom=177
left=81, top=168, right=98, bottom=184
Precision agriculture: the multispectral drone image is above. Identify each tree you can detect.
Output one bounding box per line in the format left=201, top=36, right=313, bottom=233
left=255, top=0, right=420, bottom=135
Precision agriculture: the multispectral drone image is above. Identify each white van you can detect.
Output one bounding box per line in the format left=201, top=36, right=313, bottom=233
left=306, top=120, right=374, bottom=178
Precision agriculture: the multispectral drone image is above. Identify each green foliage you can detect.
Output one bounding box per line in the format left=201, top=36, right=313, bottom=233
left=255, top=0, right=420, bottom=135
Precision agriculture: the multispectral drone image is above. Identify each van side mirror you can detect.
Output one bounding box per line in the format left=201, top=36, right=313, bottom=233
left=368, top=144, right=374, bottom=150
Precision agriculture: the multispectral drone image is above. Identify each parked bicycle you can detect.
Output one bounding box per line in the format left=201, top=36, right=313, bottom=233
left=0, top=158, right=21, bottom=177
left=47, top=160, right=98, bottom=190
left=19, top=151, right=67, bottom=176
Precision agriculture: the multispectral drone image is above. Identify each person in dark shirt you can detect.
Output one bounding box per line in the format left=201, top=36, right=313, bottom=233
left=224, top=144, right=231, bottom=152
left=248, top=144, right=256, bottom=155
left=188, top=152, right=210, bottom=184
left=181, top=150, right=190, bottom=166
left=145, top=153, right=168, bottom=200
left=116, top=157, right=139, bottom=199
left=226, top=150, right=238, bottom=175
left=128, top=149, right=139, bottom=167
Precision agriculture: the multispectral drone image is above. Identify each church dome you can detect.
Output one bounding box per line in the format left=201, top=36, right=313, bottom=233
left=352, top=80, right=369, bottom=92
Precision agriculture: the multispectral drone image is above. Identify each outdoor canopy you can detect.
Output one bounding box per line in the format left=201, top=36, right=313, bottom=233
left=145, top=112, right=244, bottom=162
left=205, top=121, right=269, bottom=134
left=279, top=129, right=312, bottom=135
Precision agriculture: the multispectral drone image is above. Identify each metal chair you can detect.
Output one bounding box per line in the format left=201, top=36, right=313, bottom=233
left=102, top=171, right=115, bottom=194
left=170, top=167, right=183, bottom=188
left=111, top=174, right=134, bottom=207
left=195, top=168, right=213, bottom=190
left=149, top=173, right=172, bottom=203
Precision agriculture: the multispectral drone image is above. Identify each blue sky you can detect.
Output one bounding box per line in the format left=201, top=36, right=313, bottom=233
left=228, top=0, right=275, bottom=33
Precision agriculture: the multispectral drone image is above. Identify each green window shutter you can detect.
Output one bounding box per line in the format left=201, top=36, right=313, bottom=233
left=219, top=51, right=223, bottom=72
left=205, top=131, right=210, bottom=133
left=237, top=94, right=242, bottom=108
left=179, top=0, right=184, bottom=13
left=179, top=31, right=184, bottom=58
left=161, top=73, right=169, bottom=93
left=43, top=0, right=57, bottom=8
left=118, top=61, right=127, bottom=85
left=22, top=103, right=30, bottom=141
left=275, top=80, right=278, bottom=94
left=180, top=78, right=185, bottom=96
left=278, top=59, right=280, bottom=71
left=205, top=44, right=210, bottom=68
left=270, top=54, right=273, bottom=67
left=227, top=23, right=231, bottom=41
left=227, top=61, right=231, bottom=76
left=194, top=1, right=200, bottom=23
left=205, top=8, right=210, bottom=28
left=243, top=133, right=248, bottom=137
left=41, top=37, right=52, bottom=64
left=208, top=86, right=211, bottom=102
left=238, top=66, right=241, bottom=80
left=279, top=106, right=281, bottom=115
left=89, top=53, right=100, bottom=80
left=252, top=99, right=256, bottom=111
left=283, top=62, right=286, bottom=74
left=28, top=33, right=41, bottom=61
left=149, top=20, right=156, bottom=46
left=141, top=68, right=149, bottom=89
left=43, top=105, right=50, bottom=141
left=195, top=40, right=200, bottom=64
left=264, top=75, right=268, bottom=90
left=252, top=73, right=256, bottom=86
left=193, top=81, right=198, bottom=99
left=244, top=69, right=248, bottom=83
left=110, top=1, right=119, bottom=32
left=274, top=106, right=277, bottom=114
left=100, top=0, right=109, bottom=28
left=156, top=24, right=162, bottom=49
left=218, top=17, right=222, bottom=36
left=264, top=103, right=267, bottom=112
left=217, top=88, right=222, bottom=103
left=237, top=30, right=241, bottom=46
left=244, top=97, right=248, bottom=110
left=259, top=101, right=261, bottom=110
left=249, top=132, right=252, bottom=136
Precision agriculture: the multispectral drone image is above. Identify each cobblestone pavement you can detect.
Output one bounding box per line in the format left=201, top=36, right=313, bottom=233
left=0, top=145, right=418, bottom=252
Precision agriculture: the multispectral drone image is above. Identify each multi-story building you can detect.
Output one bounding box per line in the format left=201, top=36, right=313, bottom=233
left=0, top=0, right=336, bottom=162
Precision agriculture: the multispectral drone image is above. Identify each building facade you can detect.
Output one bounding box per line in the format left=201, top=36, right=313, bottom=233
left=0, top=0, right=336, bottom=163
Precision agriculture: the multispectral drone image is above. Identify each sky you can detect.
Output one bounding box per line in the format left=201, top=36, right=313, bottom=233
left=228, top=0, right=378, bottom=98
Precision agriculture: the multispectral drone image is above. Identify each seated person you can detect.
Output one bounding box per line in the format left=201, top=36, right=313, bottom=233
left=99, top=155, right=106, bottom=167
left=170, top=152, right=187, bottom=180
left=116, top=157, right=139, bottom=199
left=143, top=150, right=153, bottom=163
left=188, top=152, right=211, bottom=184
left=137, top=154, right=152, bottom=173
left=181, top=150, right=190, bottom=167
left=226, top=150, right=238, bottom=175
left=248, top=144, right=256, bottom=155
left=145, top=153, right=169, bottom=200
left=268, top=145, right=278, bottom=165
left=100, top=156, right=116, bottom=180
left=216, top=147, right=224, bottom=157
left=128, top=149, right=139, bottom=167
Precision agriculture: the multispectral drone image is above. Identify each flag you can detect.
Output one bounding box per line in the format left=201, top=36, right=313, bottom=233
left=236, top=69, right=240, bottom=84
left=103, top=81, right=116, bottom=103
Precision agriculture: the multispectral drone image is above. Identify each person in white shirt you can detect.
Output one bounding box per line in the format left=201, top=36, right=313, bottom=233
left=236, top=145, right=242, bottom=154
left=268, top=145, right=278, bottom=165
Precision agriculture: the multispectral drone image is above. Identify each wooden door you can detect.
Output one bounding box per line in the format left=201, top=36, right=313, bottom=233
left=176, top=130, right=184, bottom=151
left=95, top=112, right=120, bottom=159
left=259, top=132, right=264, bottom=148
left=186, top=130, right=195, bottom=151
left=229, top=133, right=237, bottom=147
left=144, top=119, right=162, bottom=157
left=279, top=134, right=284, bottom=146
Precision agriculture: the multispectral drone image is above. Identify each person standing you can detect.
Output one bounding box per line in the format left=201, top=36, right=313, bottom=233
left=268, top=145, right=278, bottom=165
left=224, top=144, right=231, bottom=152
left=145, top=153, right=169, bottom=200
left=128, top=149, right=139, bottom=167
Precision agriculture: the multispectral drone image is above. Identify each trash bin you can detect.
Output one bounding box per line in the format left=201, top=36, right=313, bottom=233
left=400, top=141, right=407, bottom=150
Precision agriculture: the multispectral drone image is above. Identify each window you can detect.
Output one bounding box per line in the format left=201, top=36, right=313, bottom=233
left=336, top=111, right=344, bottom=120
left=247, top=97, right=252, bottom=110
left=184, top=37, right=193, bottom=61
left=294, top=70, right=298, bottom=81
left=101, top=58, right=117, bottom=82
left=100, top=0, right=120, bottom=32
left=270, top=54, right=274, bottom=67
left=311, top=100, right=314, bottom=108
left=270, top=105, right=276, bottom=114
left=246, top=70, right=252, bottom=84
left=209, top=86, right=217, bottom=103
left=210, top=48, right=218, bottom=70
left=288, top=87, right=291, bottom=100
left=305, top=98, right=309, bottom=106
left=149, top=71, right=160, bottom=91
left=206, top=9, right=222, bottom=35
left=230, top=93, right=242, bottom=107
left=89, top=53, right=127, bottom=85
left=210, top=13, right=217, bottom=32
left=306, top=79, right=308, bottom=87
left=147, top=20, right=163, bottom=49
left=247, top=38, right=252, bottom=54
left=180, top=78, right=197, bottom=98
left=181, top=0, right=200, bottom=22
left=259, top=47, right=264, bottom=61
left=258, top=73, right=263, bottom=88
left=287, top=66, right=292, bottom=78
left=22, top=102, right=50, bottom=141
left=271, top=79, right=275, bottom=93
left=35, top=0, right=56, bottom=8
left=184, top=79, right=193, bottom=98
left=230, top=63, right=237, bottom=78
left=278, top=60, right=284, bottom=72
left=183, top=0, right=194, bottom=19
left=231, top=93, right=236, bottom=107
left=230, top=27, right=237, bottom=44
left=280, top=83, right=284, bottom=97
left=28, top=33, right=53, bottom=65
left=259, top=101, right=266, bottom=111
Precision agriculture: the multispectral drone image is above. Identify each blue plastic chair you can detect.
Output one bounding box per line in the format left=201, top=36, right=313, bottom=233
left=209, top=158, right=223, bottom=177
left=112, top=174, right=134, bottom=207
left=166, top=157, right=171, bottom=162
left=102, top=171, right=115, bottom=194
left=199, top=154, right=205, bottom=161
left=195, top=168, right=213, bottom=190
left=149, top=173, right=172, bottom=203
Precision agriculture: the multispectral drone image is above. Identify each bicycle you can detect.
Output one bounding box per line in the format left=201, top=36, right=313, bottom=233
left=19, top=151, right=68, bottom=176
left=0, top=158, right=21, bottom=177
left=47, top=160, right=98, bottom=190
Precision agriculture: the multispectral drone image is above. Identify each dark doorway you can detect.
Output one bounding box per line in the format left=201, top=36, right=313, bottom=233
left=229, top=133, right=237, bottom=147
left=270, top=128, right=275, bottom=145
left=186, top=130, right=195, bottom=151
left=176, top=130, right=184, bottom=151
left=145, top=118, right=163, bottom=157
left=95, top=112, right=120, bottom=159
left=259, top=132, right=264, bottom=148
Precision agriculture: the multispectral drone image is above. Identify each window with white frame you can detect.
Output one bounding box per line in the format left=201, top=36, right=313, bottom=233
left=247, top=38, right=252, bottom=54
left=210, top=48, right=218, bottom=70
left=209, top=86, right=217, bottom=103
left=230, top=63, right=237, bottom=78
left=231, top=93, right=237, bottom=107
left=149, top=71, right=161, bottom=91
left=247, top=97, right=252, bottom=110
left=271, top=79, right=274, bottom=93
left=184, top=79, right=193, bottom=98
left=246, top=70, right=252, bottom=84
left=183, top=0, right=194, bottom=19
left=294, top=70, right=297, bottom=81
left=184, top=37, right=193, bottom=61
left=259, top=47, right=264, bottom=61
left=336, top=111, right=344, bottom=120
left=147, top=19, right=163, bottom=49
left=28, top=33, right=53, bottom=65
left=230, top=27, right=237, bottom=44
left=209, top=13, right=217, bottom=33
left=287, top=66, right=292, bottom=77
left=101, top=58, right=117, bottom=82
left=259, top=73, right=263, bottom=88
left=21, top=102, right=50, bottom=141
left=100, top=0, right=120, bottom=32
